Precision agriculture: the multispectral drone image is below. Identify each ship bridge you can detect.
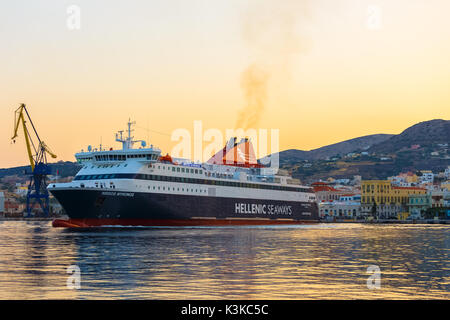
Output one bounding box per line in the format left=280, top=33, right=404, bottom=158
left=75, top=119, right=161, bottom=164
left=75, top=148, right=161, bottom=164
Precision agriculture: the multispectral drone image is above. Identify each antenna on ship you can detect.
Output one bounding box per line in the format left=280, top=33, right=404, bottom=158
left=116, top=118, right=143, bottom=150
left=146, top=118, right=150, bottom=148
left=127, top=118, right=135, bottom=142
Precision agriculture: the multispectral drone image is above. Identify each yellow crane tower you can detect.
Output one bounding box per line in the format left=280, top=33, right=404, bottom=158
left=11, top=104, right=57, bottom=216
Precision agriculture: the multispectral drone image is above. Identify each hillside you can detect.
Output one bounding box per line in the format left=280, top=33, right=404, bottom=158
left=0, top=161, right=80, bottom=179
left=277, top=119, right=449, bottom=182
left=276, top=134, right=394, bottom=163
left=1, top=120, right=448, bottom=184
left=369, top=119, right=450, bottom=154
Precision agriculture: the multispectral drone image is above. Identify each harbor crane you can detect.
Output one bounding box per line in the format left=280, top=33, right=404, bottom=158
left=11, top=104, right=57, bottom=216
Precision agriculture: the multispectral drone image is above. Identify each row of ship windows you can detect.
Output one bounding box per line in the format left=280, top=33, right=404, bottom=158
left=82, top=163, right=205, bottom=174
left=74, top=173, right=311, bottom=193
left=147, top=185, right=207, bottom=194
left=149, top=164, right=203, bottom=175
left=95, top=154, right=158, bottom=161
left=81, top=160, right=232, bottom=180
left=93, top=181, right=207, bottom=194
left=78, top=153, right=159, bottom=163
left=150, top=164, right=233, bottom=179
left=85, top=164, right=128, bottom=169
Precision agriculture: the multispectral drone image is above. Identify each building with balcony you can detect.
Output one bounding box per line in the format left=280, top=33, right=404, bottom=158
left=312, top=182, right=351, bottom=203
left=408, top=194, right=431, bottom=219
left=318, top=201, right=362, bottom=219
left=361, top=180, right=426, bottom=218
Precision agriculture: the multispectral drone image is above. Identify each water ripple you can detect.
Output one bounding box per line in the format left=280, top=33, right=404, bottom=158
left=0, top=221, right=448, bottom=299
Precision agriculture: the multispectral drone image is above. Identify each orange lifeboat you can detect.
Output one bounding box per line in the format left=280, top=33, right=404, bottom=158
left=159, top=153, right=173, bottom=163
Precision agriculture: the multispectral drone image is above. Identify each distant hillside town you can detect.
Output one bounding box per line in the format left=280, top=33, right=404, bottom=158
left=277, top=119, right=449, bottom=183
left=0, top=173, right=73, bottom=217
left=312, top=166, right=450, bottom=221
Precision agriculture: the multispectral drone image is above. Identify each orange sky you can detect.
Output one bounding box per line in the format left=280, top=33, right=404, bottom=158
left=1, top=0, right=449, bottom=168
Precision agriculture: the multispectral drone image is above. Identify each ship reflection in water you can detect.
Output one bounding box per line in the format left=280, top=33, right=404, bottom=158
left=0, top=221, right=448, bottom=299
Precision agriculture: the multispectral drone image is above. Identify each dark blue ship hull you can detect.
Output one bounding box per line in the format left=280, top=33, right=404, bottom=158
left=50, top=189, right=319, bottom=227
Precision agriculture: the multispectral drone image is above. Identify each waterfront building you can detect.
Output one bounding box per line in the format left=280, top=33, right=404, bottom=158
left=392, top=186, right=427, bottom=204
left=312, top=182, right=350, bottom=203
left=4, top=199, right=21, bottom=216
left=444, top=191, right=450, bottom=208
left=430, top=191, right=444, bottom=208
left=318, top=192, right=362, bottom=219
left=361, top=180, right=426, bottom=218
left=318, top=201, right=361, bottom=219
left=408, top=194, right=431, bottom=219
left=361, top=180, right=391, bottom=205
left=0, top=192, right=4, bottom=214
left=14, top=186, right=28, bottom=197
left=408, top=189, right=449, bottom=219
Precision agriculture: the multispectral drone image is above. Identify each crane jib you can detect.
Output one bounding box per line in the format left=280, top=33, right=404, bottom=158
left=11, top=103, right=57, bottom=217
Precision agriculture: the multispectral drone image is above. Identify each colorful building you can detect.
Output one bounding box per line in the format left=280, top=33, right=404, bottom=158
left=318, top=201, right=361, bottom=219
left=312, top=182, right=351, bottom=203
left=441, top=182, right=450, bottom=192
left=419, top=170, right=434, bottom=184
left=3, top=200, right=24, bottom=216
left=15, top=186, right=28, bottom=197
left=361, top=180, right=426, bottom=218
left=430, top=191, right=444, bottom=208
left=408, top=194, right=431, bottom=218
left=392, top=186, right=427, bottom=205
left=361, top=180, right=391, bottom=205
left=388, top=171, right=419, bottom=187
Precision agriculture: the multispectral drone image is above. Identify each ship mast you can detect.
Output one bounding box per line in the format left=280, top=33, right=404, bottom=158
left=115, top=119, right=145, bottom=150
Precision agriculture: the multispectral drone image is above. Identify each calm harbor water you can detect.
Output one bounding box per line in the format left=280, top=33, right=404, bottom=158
left=0, top=221, right=448, bottom=299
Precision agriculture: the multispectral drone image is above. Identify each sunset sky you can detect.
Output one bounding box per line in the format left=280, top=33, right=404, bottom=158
left=1, top=0, right=449, bottom=168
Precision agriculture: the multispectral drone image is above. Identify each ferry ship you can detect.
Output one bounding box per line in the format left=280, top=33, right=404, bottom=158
left=49, top=120, right=318, bottom=227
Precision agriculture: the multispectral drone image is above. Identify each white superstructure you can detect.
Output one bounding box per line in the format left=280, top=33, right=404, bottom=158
left=50, top=120, right=316, bottom=203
